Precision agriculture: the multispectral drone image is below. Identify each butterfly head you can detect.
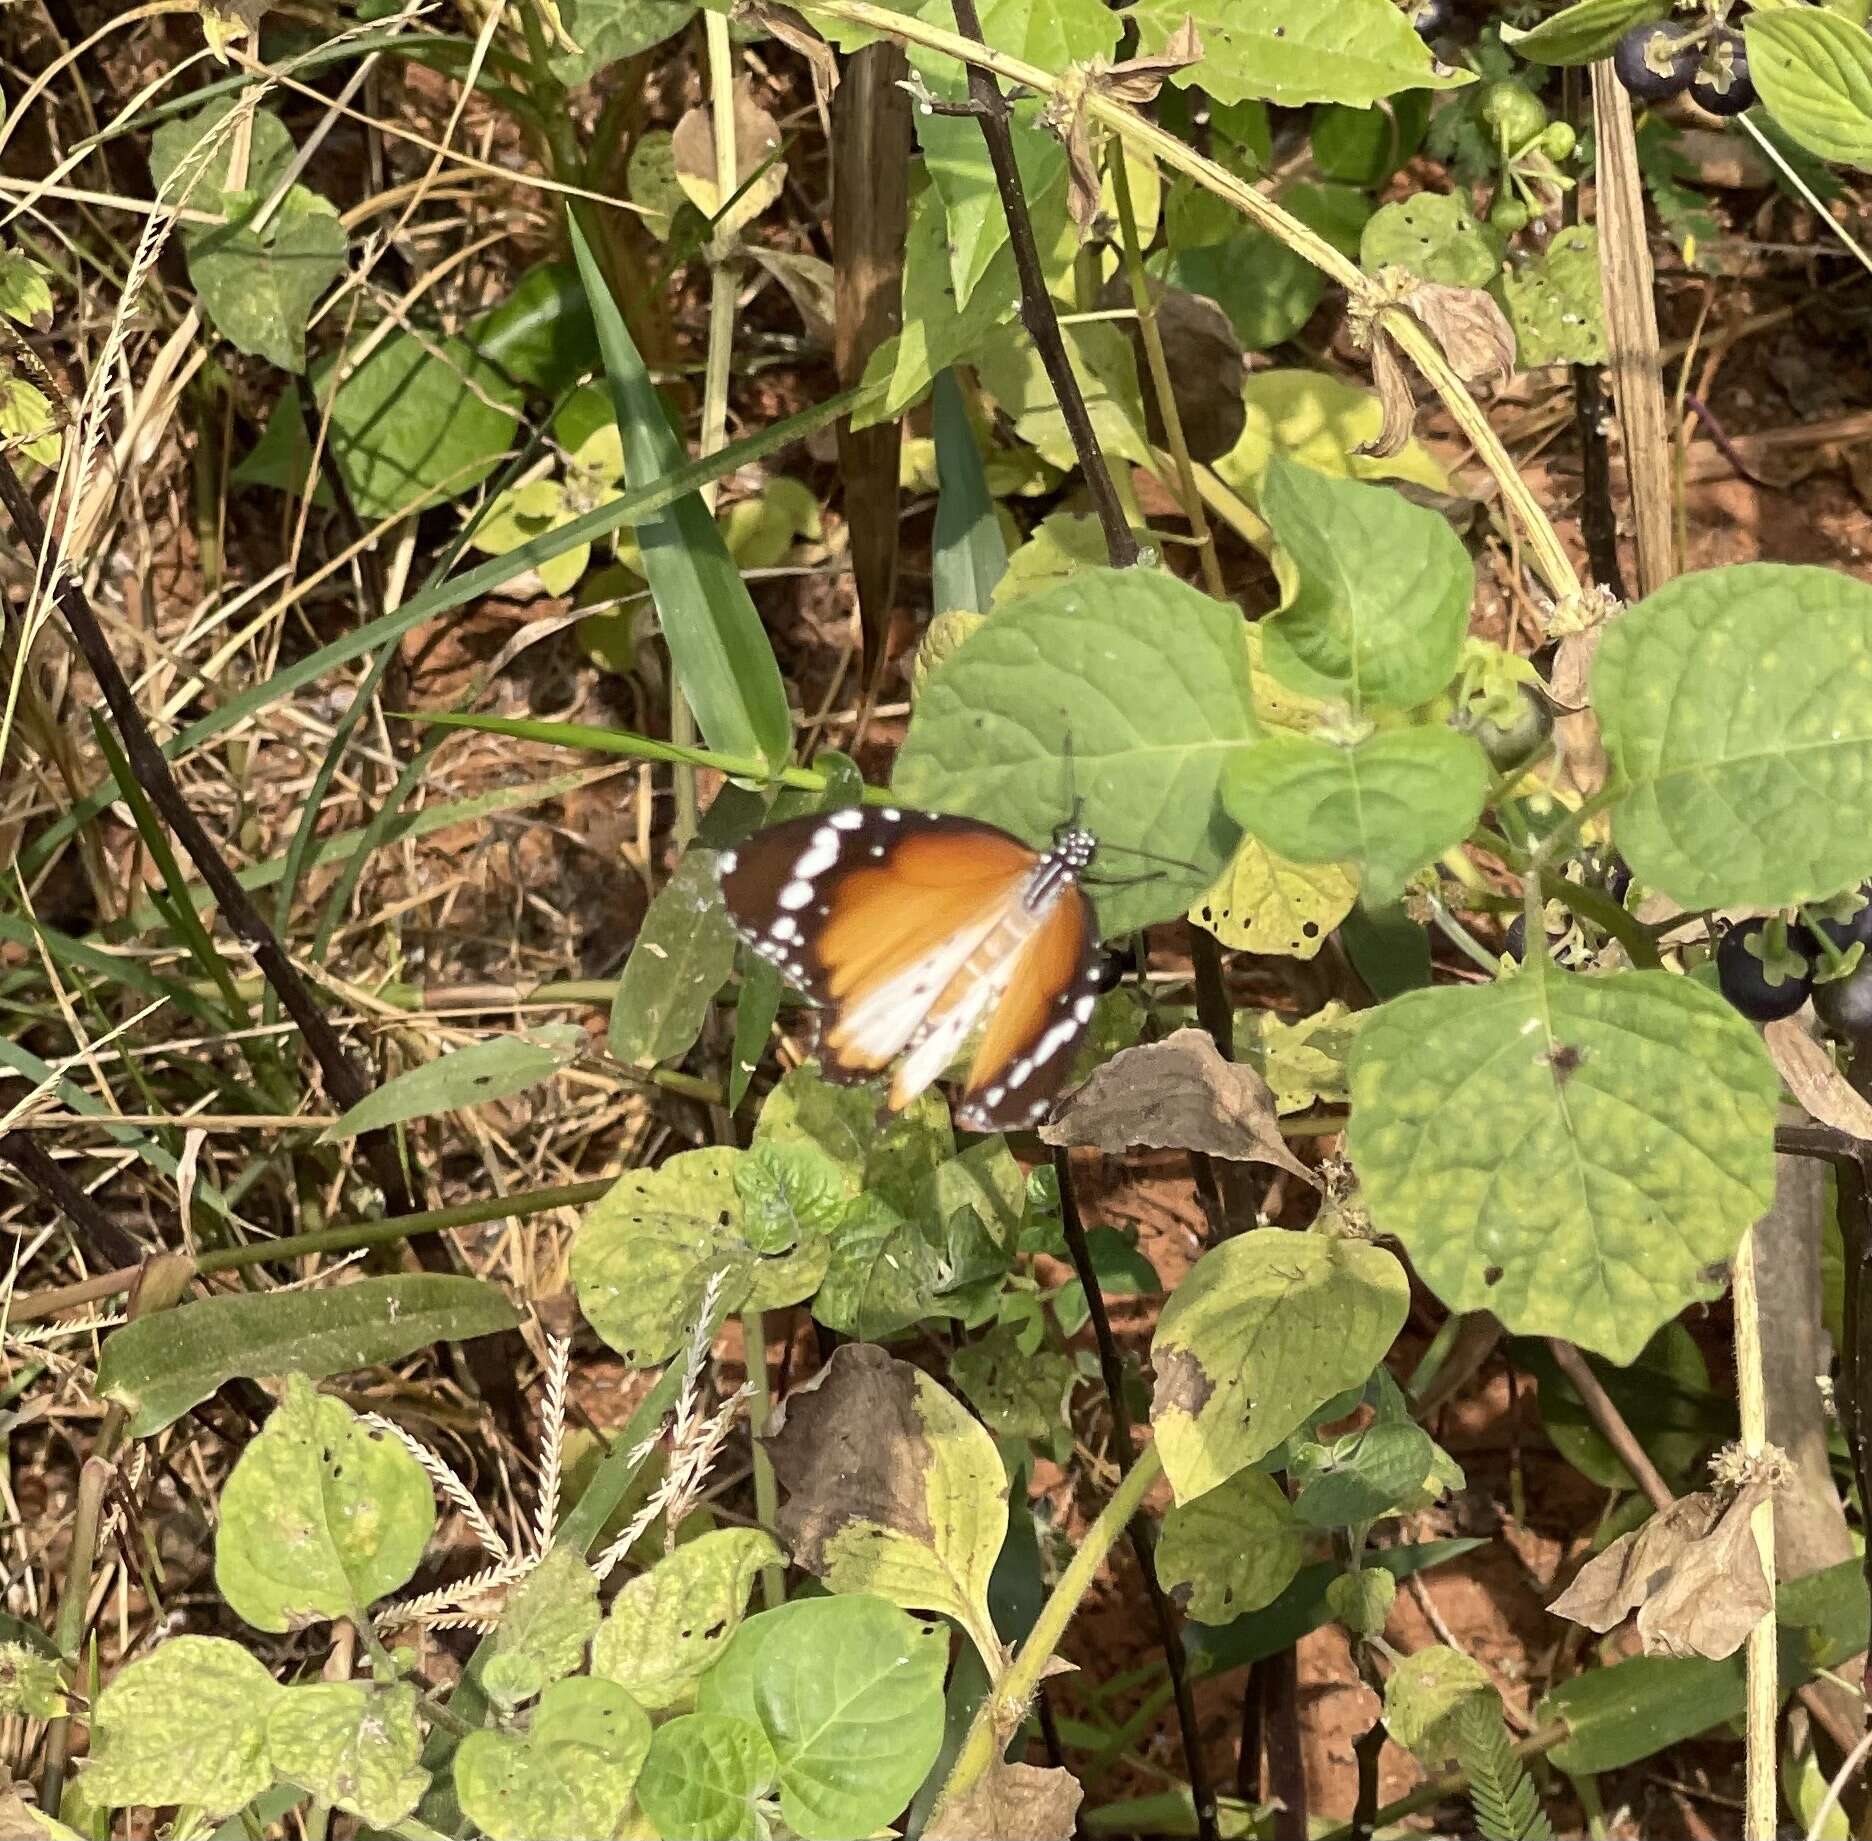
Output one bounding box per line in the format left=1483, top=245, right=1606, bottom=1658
left=1048, top=822, right=1098, bottom=874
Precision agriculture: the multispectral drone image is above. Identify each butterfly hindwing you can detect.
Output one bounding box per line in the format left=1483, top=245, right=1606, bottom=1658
left=954, top=885, right=1100, bottom=1131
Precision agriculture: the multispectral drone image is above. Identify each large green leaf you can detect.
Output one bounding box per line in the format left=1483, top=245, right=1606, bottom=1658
left=1223, top=726, right=1490, bottom=906
left=97, top=1277, right=521, bottom=1436
left=591, top=1529, right=781, bottom=1709
left=1126, top=0, right=1473, bottom=107
left=1258, top=455, right=1472, bottom=710
left=1746, top=6, right=1872, bottom=169
left=320, top=327, right=522, bottom=521
left=920, top=111, right=1069, bottom=318
left=1150, top=1228, right=1409, bottom=1500
left=635, top=1714, right=776, bottom=1841
left=148, top=98, right=294, bottom=199
left=1504, top=0, right=1668, bottom=65
left=265, top=1683, right=428, bottom=1829
left=698, top=1596, right=948, bottom=1840
left=214, top=1375, right=436, bottom=1631
left=189, top=187, right=346, bottom=371
left=1158, top=228, right=1324, bottom=353
left=1499, top=225, right=1606, bottom=367
left=569, top=210, right=791, bottom=774
left=1156, top=1470, right=1304, bottom=1624
left=1360, top=193, right=1502, bottom=289
left=570, top=1147, right=827, bottom=1367
left=552, top=0, right=697, bottom=83
left=904, top=0, right=1120, bottom=96
left=84, top=1638, right=282, bottom=1816
left=1595, top=563, right=1872, bottom=909
left=454, top=1678, right=651, bottom=1841
left=1348, top=968, right=1780, bottom=1364
left=894, top=566, right=1257, bottom=934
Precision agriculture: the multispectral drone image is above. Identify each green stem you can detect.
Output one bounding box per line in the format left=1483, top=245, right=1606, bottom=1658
left=742, top=1306, right=785, bottom=1610
left=1107, top=133, right=1224, bottom=600
left=930, top=1444, right=1165, bottom=1818
left=8, top=1178, right=617, bottom=1325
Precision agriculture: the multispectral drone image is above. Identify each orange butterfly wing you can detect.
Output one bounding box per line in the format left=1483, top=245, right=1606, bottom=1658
left=953, top=883, right=1100, bottom=1131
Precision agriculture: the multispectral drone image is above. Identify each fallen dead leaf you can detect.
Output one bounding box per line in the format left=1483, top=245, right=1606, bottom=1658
left=1040, top=1028, right=1317, bottom=1183
left=1548, top=1481, right=1771, bottom=1661
left=1099, top=277, right=1244, bottom=462
left=925, top=1761, right=1084, bottom=1841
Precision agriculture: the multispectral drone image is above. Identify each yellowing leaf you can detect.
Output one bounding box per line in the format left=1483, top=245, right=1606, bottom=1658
left=1193, top=834, right=1356, bottom=957
left=763, top=1343, right=1006, bottom=1664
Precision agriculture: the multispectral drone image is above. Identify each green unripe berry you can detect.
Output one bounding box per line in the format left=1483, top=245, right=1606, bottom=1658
left=1478, top=80, right=1548, bottom=145
left=1490, top=195, right=1530, bottom=233
left=1539, top=120, right=1577, bottom=160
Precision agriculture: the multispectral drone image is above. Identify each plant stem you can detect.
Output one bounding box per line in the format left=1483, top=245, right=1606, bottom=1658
left=0, top=456, right=415, bottom=1221
left=796, top=0, right=1579, bottom=601
left=1546, top=1339, right=1670, bottom=1512
left=945, top=0, right=1137, bottom=568
left=1055, top=1149, right=1217, bottom=1840
left=1732, top=1225, right=1778, bottom=1840
left=1106, top=144, right=1223, bottom=599
left=0, top=1129, right=143, bottom=1268
left=930, top=1443, right=1165, bottom=1820
left=8, top=1177, right=615, bottom=1325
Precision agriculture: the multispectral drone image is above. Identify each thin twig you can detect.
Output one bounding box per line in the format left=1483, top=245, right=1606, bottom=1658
left=1545, top=1338, right=1671, bottom=1512
left=1055, top=1146, right=1218, bottom=1841
left=0, top=1130, right=142, bottom=1268
left=945, top=0, right=1137, bottom=568
left=1732, top=1226, right=1778, bottom=1839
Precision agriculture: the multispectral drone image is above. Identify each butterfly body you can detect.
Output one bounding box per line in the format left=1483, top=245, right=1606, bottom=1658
left=716, top=806, right=1103, bottom=1130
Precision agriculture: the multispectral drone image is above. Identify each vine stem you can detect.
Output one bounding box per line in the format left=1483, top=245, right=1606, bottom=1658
left=797, top=0, right=1581, bottom=602
left=928, top=1442, right=1165, bottom=1821
left=1106, top=141, right=1223, bottom=598
left=1732, top=1224, right=1778, bottom=1841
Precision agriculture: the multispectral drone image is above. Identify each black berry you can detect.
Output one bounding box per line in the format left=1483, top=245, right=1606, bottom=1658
left=1815, top=963, right=1872, bottom=1040
left=1091, top=944, right=1137, bottom=993
left=1691, top=29, right=1754, bottom=115
left=1467, top=686, right=1553, bottom=773
left=1613, top=20, right=1701, bottom=101
left=1717, top=918, right=1813, bottom=1023
left=1807, top=884, right=1872, bottom=955
left=1405, top=0, right=1450, bottom=39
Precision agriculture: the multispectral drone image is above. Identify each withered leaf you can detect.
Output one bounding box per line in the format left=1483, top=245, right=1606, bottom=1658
left=762, top=1343, right=1006, bottom=1660
left=671, top=80, right=786, bottom=243
left=1764, top=1017, right=1872, bottom=1139
left=926, top=1761, right=1084, bottom=1841
left=1362, top=328, right=1415, bottom=460
left=1405, top=282, right=1517, bottom=388
left=1548, top=1483, right=1771, bottom=1661
left=1040, top=1028, right=1317, bottom=1183
left=736, top=0, right=839, bottom=99
left=1099, top=277, right=1244, bottom=463
left=1048, top=17, right=1201, bottom=231
left=1550, top=627, right=1608, bottom=801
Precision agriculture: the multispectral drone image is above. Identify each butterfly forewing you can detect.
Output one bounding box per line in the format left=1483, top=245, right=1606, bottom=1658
left=716, top=805, right=1102, bottom=1125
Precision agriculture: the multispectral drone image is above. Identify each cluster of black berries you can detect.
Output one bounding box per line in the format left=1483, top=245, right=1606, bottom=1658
left=1717, top=887, right=1872, bottom=1037
left=1614, top=14, right=1754, bottom=115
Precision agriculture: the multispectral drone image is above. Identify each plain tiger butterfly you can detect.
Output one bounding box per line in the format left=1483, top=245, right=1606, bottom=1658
left=715, top=805, right=1105, bottom=1132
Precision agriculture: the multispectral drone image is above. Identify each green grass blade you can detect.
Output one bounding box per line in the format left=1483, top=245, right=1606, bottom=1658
left=931, top=368, right=1007, bottom=613
left=17, top=383, right=866, bottom=884
left=568, top=208, right=793, bottom=772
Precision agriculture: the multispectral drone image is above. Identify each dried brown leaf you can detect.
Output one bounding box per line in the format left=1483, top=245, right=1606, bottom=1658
left=1764, top=1018, right=1872, bottom=1139
left=1405, top=283, right=1517, bottom=387
left=926, top=1761, right=1084, bottom=1841
left=1548, top=1483, right=1771, bottom=1661
left=737, top=0, right=839, bottom=99
left=748, top=248, right=836, bottom=347
left=1050, top=18, right=1201, bottom=231
left=671, top=80, right=786, bottom=241
left=1101, top=16, right=1204, bottom=99
left=1099, top=277, right=1244, bottom=462
left=1550, top=627, right=1608, bottom=801
left=1362, top=329, right=1415, bottom=459
left=1039, top=1028, right=1317, bottom=1182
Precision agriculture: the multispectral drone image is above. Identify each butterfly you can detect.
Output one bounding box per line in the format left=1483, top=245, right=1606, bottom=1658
left=715, top=804, right=1106, bottom=1132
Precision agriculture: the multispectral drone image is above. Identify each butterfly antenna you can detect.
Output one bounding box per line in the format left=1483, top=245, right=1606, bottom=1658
left=1097, top=839, right=1207, bottom=876
left=1060, top=725, right=1084, bottom=829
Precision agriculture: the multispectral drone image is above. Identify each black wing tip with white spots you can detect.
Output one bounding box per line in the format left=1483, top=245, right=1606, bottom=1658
left=953, top=960, right=1104, bottom=1134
